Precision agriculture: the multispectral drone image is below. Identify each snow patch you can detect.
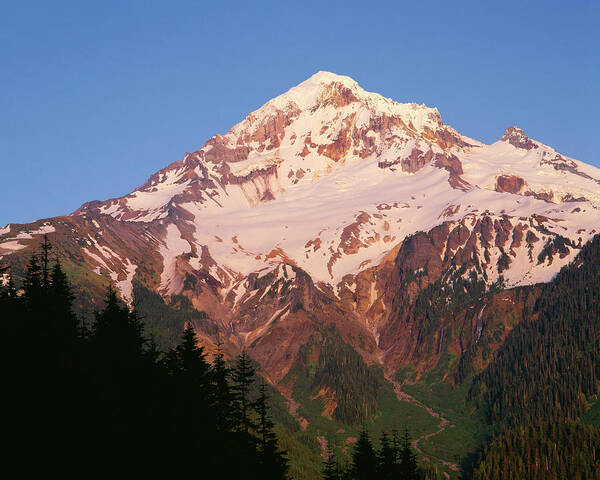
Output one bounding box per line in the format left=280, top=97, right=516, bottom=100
left=116, top=260, right=138, bottom=304
left=159, top=224, right=192, bottom=294
left=31, top=224, right=55, bottom=235
left=0, top=241, right=27, bottom=252
left=82, top=247, right=112, bottom=272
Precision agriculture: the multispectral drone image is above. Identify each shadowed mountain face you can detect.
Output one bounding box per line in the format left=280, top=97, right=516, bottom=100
left=2, top=71, right=599, bottom=389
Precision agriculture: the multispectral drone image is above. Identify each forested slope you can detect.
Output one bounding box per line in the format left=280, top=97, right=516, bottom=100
left=468, top=234, right=600, bottom=478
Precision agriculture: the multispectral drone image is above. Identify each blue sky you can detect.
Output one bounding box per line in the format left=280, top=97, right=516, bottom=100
left=1, top=0, right=598, bottom=225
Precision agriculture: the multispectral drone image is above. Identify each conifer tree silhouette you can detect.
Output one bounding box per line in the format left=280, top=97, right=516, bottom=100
left=23, top=253, right=43, bottom=311
left=166, top=324, right=214, bottom=440
left=0, top=262, right=19, bottom=322
left=231, top=351, right=257, bottom=434
left=377, top=431, right=396, bottom=480
left=49, top=260, right=78, bottom=343
left=254, top=382, right=289, bottom=479
left=40, top=234, right=52, bottom=289
left=398, top=427, right=419, bottom=480
left=87, top=286, right=156, bottom=459
left=322, top=443, right=340, bottom=480
left=166, top=323, right=211, bottom=387
left=212, top=341, right=235, bottom=433
left=350, top=426, right=377, bottom=480
left=0, top=242, right=292, bottom=479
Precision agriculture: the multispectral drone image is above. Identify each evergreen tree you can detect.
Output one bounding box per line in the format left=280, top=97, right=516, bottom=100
left=166, top=323, right=211, bottom=387
left=211, top=341, right=235, bottom=433
left=87, top=286, right=157, bottom=458
left=349, top=427, right=377, bottom=480
left=91, top=286, right=147, bottom=357
left=162, top=322, right=221, bottom=466
left=23, top=254, right=43, bottom=310
left=231, top=351, right=257, bottom=434
left=166, top=323, right=213, bottom=427
left=40, top=234, right=52, bottom=289
left=48, top=260, right=78, bottom=343
left=0, top=262, right=8, bottom=296
left=0, top=264, right=19, bottom=330
left=322, top=444, right=340, bottom=480
left=377, top=431, right=396, bottom=480
left=2, top=274, right=17, bottom=299
left=472, top=422, right=600, bottom=480
left=254, top=382, right=289, bottom=479
left=0, top=244, right=303, bottom=479
left=392, top=430, right=401, bottom=476
left=398, top=427, right=419, bottom=480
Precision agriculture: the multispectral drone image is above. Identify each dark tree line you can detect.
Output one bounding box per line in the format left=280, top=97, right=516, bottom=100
left=322, top=428, right=439, bottom=480
left=472, top=422, right=600, bottom=480
left=285, top=326, right=385, bottom=426
left=313, top=326, right=382, bottom=425
left=0, top=237, right=288, bottom=478
left=470, top=234, right=600, bottom=426
left=467, top=234, right=600, bottom=478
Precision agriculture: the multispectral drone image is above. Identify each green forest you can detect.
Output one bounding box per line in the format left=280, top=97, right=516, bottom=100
left=468, top=234, right=600, bottom=478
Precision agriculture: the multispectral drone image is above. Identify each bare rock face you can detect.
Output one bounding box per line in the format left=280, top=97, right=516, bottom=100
left=500, top=126, right=538, bottom=150
left=524, top=190, right=554, bottom=202
left=540, top=153, right=600, bottom=185
left=495, top=175, right=526, bottom=194
left=220, top=263, right=380, bottom=383
left=399, top=148, right=435, bottom=173
left=329, top=210, right=583, bottom=377
left=562, top=193, right=588, bottom=202
left=317, top=81, right=360, bottom=108
left=203, top=136, right=251, bottom=163
left=338, top=212, right=372, bottom=255
left=237, top=106, right=301, bottom=150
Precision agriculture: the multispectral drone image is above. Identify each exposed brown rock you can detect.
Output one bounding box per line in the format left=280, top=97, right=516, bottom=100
left=494, top=217, right=512, bottom=248
left=440, top=205, right=460, bottom=218
left=264, top=248, right=298, bottom=266
left=337, top=212, right=371, bottom=255
left=434, top=153, right=463, bottom=176
left=500, top=126, right=538, bottom=150
left=540, top=153, right=600, bottom=184
left=203, top=135, right=251, bottom=163
left=398, top=148, right=434, bottom=173
left=304, top=237, right=322, bottom=252
left=562, top=194, right=588, bottom=202
left=524, top=190, right=554, bottom=202
left=422, top=126, right=472, bottom=149
left=317, top=82, right=359, bottom=108
left=510, top=223, right=527, bottom=253
left=317, top=113, right=356, bottom=161
left=495, top=175, right=525, bottom=194
left=238, top=107, right=301, bottom=150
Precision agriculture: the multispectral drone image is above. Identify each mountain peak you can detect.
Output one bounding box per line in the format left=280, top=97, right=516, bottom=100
left=500, top=126, right=538, bottom=150
left=299, top=70, right=361, bottom=93
left=235, top=71, right=444, bottom=139
left=260, top=70, right=363, bottom=112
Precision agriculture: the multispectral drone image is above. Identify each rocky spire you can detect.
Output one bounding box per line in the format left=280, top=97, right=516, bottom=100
left=500, top=126, right=538, bottom=150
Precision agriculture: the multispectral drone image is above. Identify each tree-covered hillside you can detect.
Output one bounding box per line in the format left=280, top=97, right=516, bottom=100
left=468, top=234, right=600, bottom=478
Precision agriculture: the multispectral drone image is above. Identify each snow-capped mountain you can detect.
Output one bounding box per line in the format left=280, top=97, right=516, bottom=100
left=2, top=71, right=599, bottom=378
